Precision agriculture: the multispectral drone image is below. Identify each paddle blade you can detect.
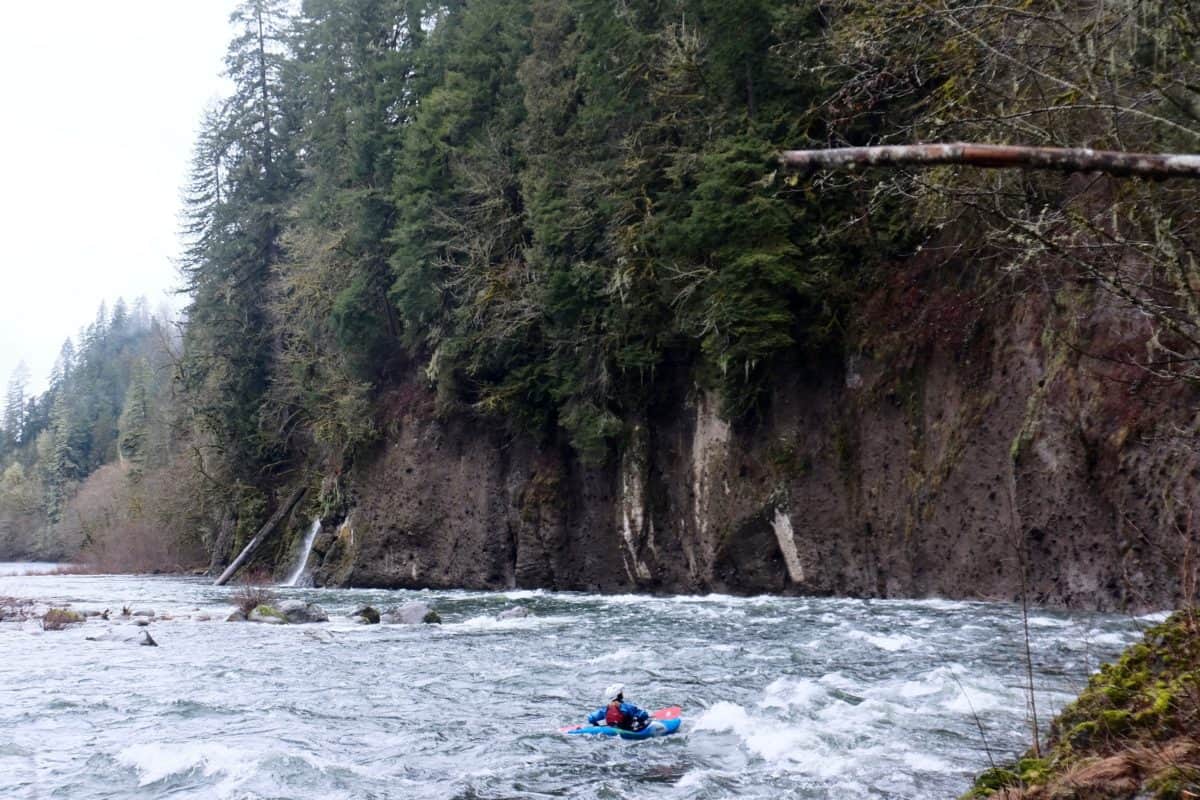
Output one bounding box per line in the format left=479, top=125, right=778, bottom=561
left=651, top=706, right=681, bottom=720
left=558, top=725, right=583, bottom=733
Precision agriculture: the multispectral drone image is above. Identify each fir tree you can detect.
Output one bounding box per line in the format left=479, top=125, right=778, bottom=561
left=2, top=361, right=30, bottom=453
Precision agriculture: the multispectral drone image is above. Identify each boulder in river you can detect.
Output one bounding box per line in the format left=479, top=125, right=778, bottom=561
left=41, top=608, right=84, bottom=631
left=226, top=610, right=247, bottom=622
left=278, top=600, right=329, bottom=624
left=248, top=605, right=287, bottom=624
left=132, top=610, right=155, bottom=618
left=496, top=606, right=531, bottom=621
left=351, top=605, right=380, bottom=625
left=381, top=602, right=441, bottom=625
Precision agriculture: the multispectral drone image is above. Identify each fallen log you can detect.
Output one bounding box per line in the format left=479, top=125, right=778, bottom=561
left=779, top=143, right=1200, bottom=180
left=213, top=487, right=307, bottom=586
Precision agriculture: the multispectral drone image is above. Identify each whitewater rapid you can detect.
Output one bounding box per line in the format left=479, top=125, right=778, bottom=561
left=0, top=571, right=1158, bottom=799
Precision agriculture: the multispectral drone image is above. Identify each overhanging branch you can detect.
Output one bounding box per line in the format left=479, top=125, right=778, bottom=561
left=779, top=143, right=1200, bottom=180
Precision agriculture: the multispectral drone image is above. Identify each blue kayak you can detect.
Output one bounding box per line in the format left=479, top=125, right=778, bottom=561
left=565, top=717, right=681, bottom=740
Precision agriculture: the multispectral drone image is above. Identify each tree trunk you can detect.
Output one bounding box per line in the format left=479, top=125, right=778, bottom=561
left=213, top=487, right=307, bottom=586
left=207, top=505, right=237, bottom=576
left=779, top=143, right=1200, bottom=180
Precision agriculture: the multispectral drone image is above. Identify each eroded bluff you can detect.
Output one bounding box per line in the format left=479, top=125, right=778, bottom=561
left=293, top=281, right=1195, bottom=611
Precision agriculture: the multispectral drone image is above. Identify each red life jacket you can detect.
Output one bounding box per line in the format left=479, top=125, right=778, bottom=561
left=605, top=703, right=628, bottom=728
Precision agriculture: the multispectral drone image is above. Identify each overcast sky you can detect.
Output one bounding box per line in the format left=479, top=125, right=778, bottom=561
left=0, top=1, right=240, bottom=393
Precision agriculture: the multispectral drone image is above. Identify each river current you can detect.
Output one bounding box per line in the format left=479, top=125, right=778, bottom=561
left=0, top=569, right=1160, bottom=799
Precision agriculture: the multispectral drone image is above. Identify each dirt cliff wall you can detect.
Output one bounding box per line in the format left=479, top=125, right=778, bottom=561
left=307, top=279, right=1197, bottom=610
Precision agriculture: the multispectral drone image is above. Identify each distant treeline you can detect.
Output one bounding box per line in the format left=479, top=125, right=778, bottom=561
left=3, top=0, right=1195, bottom=566
left=0, top=300, right=201, bottom=565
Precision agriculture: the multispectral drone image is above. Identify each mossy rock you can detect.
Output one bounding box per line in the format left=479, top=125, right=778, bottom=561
left=249, top=605, right=288, bottom=624
left=42, top=608, right=84, bottom=630
left=1014, top=757, right=1050, bottom=785
left=964, top=767, right=1019, bottom=797
left=1052, top=615, right=1199, bottom=749
left=422, top=610, right=442, bottom=625
left=963, top=613, right=1200, bottom=799
left=352, top=605, right=380, bottom=625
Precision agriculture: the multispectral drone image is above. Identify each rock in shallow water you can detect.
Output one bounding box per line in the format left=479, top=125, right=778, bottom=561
left=278, top=600, right=329, bottom=624
left=248, top=605, right=287, bottom=624
left=351, top=605, right=380, bottom=624
left=381, top=602, right=440, bottom=625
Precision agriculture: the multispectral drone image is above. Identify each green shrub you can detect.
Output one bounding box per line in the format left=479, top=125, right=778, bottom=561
left=41, top=608, right=84, bottom=631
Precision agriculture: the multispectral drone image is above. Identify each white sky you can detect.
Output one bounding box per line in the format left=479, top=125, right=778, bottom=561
left=0, top=1, right=240, bottom=393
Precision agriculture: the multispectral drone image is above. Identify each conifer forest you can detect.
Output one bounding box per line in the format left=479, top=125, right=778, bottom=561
left=1, top=0, right=1197, bottom=601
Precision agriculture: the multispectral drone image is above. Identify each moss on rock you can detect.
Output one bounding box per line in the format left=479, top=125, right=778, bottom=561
left=249, top=604, right=288, bottom=623
left=41, top=608, right=84, bottom=630
left=963, top=612, right=1200, bottom=799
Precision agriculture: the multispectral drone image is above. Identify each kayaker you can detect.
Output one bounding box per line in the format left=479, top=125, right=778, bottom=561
left=587, top=684, right=650, bottom=731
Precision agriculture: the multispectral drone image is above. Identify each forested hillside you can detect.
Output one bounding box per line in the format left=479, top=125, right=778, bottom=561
left=0, top=300, right=199, bottom=565
left=5, top=1, right=1198, bottom=605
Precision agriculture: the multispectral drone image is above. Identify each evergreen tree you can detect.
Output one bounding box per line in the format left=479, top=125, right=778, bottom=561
left=2, top=361, right=30, bottom=453
left=118, top=359, right=152, bottom=483
left=181, top=0, right=299, bottom=480
left=44, top=392, right=80, bottom=524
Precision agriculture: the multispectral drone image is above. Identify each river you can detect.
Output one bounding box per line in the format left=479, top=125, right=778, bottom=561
left=0, top=569, right=1159, bottom=799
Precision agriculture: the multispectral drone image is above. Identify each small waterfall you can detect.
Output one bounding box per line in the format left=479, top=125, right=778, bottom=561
left=284, top=519, right=321, bottom=587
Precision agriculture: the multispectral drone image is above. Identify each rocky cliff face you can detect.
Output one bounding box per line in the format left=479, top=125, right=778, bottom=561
left=302, top=276, right=1197, bottom=611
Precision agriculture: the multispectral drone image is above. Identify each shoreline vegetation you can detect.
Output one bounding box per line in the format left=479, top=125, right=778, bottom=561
left=964, top=612, right=1200, bottom=799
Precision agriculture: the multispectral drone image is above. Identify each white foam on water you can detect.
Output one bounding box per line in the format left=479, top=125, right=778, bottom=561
left=693, top=701, right=753, bottom=733
left=759, top=677, right=829, bottom=711
left=693, top=701, right=869, bottom=777
left=444, top=614, right=573, bottom=633
left=588, top=646, right=637, bottom=663
left=904, top=751, right=954, bottom=772
left=116, top=742, right=250, bottom=787
left=673, top=768, right=715, bottom=790
left=1087, top=631, right=1131, bottom=646
left=906, top=598, right=969, bottom=612
left=939, top=674, right=1015, bottom=715
left=817, top=671, right=857, bottom=691
left=847, top=629, right=918, bottom=652
left=499, top=589, right=546, bottom=600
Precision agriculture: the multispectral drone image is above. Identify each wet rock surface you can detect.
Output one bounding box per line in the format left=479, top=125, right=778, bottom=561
left=307, top=282, right=1196, bottom=610
left=277, top=600, right=328, bottom=624
left=380, top=602, right=440, bottom=625
left=351, top=605, right=380, bottom=624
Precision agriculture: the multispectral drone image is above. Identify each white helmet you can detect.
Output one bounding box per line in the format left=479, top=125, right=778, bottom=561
left=603, top=683, right=624, bottom=703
